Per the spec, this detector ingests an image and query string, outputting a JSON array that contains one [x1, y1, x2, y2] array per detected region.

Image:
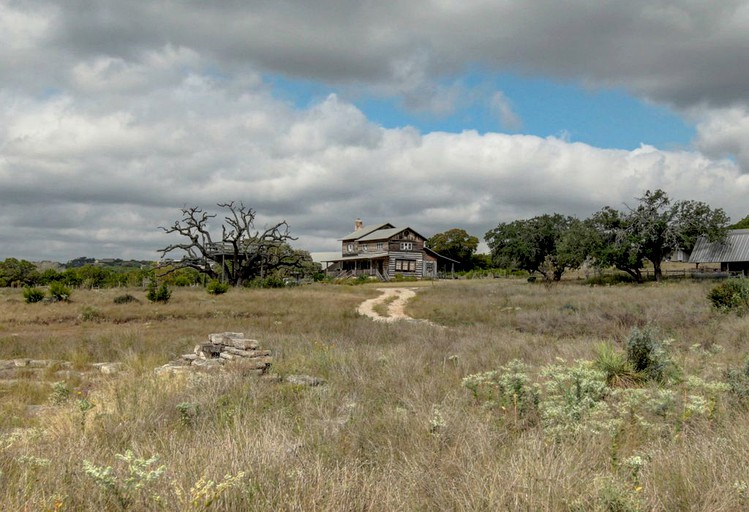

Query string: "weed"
[[429, 406, 447, 435], [172, 471, 246, 510], [462, 359, 539, 428], [49, 382, 71, 405], [176, 402, 200, 427], [83, 450, 166, 510], [539, 360, 613, 437]]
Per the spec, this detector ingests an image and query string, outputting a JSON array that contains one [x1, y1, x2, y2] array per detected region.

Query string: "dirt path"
[[357, 287, 440, 326]]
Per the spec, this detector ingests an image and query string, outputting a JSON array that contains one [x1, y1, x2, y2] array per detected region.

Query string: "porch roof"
[[325, 252, 389, 263]]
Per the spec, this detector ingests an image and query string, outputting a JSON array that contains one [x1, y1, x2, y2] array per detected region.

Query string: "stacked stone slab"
[[0, 359, 122, 381], [155, 332, 272, 375]]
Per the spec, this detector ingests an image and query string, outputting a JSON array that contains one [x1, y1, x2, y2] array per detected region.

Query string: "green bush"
[[146, 281, 171, 303], [246, 276, 285, 288], [625, 327, 675, 383], [22, 286, 45, 303], [593, 342, 642, 387], [585, 273, 637, 286], [725, 356, 749, 403], [206, 280, 229, 295], [708, 279, 749, 314], [48, 281, 72, 302], [79, 306, 102, 322], [113, 294, 139, 304]]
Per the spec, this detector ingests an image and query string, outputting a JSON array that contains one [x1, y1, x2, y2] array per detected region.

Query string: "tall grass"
[[0, 280, 747, 509]]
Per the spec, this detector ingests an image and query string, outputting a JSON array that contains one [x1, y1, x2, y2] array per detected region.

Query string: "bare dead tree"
[[158, 202, 304, 286]]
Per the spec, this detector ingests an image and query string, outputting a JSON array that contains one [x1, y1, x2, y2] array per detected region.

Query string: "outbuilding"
[[689, 229, 749, 276]]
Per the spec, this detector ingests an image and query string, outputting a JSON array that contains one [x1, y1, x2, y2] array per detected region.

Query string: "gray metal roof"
[[357, 227, 403, 241], [358, 226, 430, 242], [339, 223, 394, 241], [689, 229, 749, 263]]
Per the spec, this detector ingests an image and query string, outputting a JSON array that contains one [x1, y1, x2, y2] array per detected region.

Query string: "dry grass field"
[[1, 278, 749, 510]]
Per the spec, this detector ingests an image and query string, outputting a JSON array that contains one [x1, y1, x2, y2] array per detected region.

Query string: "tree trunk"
[[653, 260, 663, 282], [617, 266, 643, 284]]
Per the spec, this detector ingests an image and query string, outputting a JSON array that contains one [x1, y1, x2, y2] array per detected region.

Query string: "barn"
[[689, 229, 749, 276]]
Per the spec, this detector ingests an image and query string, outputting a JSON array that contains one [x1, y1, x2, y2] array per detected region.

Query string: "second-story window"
[[400, 242, 413, 251], [347, 243, 354, 253], [376, 242, 383, 251]]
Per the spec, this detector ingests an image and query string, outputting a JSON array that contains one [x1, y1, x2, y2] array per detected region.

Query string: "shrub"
[[708, 279, 749, 314], [593, 343, 642, 387], [625, 327, 675, 383], [22, 286, 45, 303], [146, 281, 171, 303], [113, 294, 139, 304], [79, 306, 102, 322], [48, 281, 72, 302], [246, 276, 285, 288], [585, 273, 636, 286], [725, 356, 749, 403], [206, 280, 229, 295]]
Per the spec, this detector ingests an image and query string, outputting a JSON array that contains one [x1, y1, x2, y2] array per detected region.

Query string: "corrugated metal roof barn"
[[689, 229, 749, 263]]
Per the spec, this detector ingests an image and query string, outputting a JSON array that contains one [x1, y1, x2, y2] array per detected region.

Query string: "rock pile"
[[155, 332, 272, 375]]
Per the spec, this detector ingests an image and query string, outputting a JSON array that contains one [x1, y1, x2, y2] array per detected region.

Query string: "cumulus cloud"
[[694, 106, 749, 172], [4, 1, 749, 109], [2, 74, 747, 260], [2, 0, 749, 260]]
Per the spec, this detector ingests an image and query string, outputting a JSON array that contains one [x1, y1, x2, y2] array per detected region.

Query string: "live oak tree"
[[427, 228, 479, 271], [485, 214, 585, 281], [158, 202, 309, 287], [586, 190, 729, 282]]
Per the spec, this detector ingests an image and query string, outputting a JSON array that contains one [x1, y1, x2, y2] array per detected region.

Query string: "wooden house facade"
[[325, 219, 457, 280]]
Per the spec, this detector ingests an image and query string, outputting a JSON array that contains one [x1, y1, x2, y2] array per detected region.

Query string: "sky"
[[2, 0, 749, 262]]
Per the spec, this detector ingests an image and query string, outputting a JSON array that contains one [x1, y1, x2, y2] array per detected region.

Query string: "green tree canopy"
[[0, 258, 39, 287], [730, 215, 749, 229], [586, 189, 729, 282], [427, 228, 479, 271], [485, 214, 585, 280]]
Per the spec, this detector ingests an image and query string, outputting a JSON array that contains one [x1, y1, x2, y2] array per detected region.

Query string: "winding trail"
[[357, 287, 440, 326]]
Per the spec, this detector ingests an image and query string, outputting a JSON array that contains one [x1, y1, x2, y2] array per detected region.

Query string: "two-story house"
[[325, 219, 457, 280]]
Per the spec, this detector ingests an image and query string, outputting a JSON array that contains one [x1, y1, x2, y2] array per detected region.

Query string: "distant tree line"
[[485, 189, 731, 283], [0, 259, 156, 288]]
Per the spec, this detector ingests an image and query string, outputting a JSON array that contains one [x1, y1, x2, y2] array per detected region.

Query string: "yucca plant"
[[593, 342, 643, 388]]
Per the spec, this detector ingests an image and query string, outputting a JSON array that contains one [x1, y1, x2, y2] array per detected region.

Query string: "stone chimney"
[[354, 218, 363, 231]]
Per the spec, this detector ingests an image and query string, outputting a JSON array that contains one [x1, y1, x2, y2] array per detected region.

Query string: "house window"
[[362, 244, 368, 252], [347, 243, 354, 253], [400, 242, 413, 251], [395, 259, 416, 272], [376, 242, 383, 251]]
